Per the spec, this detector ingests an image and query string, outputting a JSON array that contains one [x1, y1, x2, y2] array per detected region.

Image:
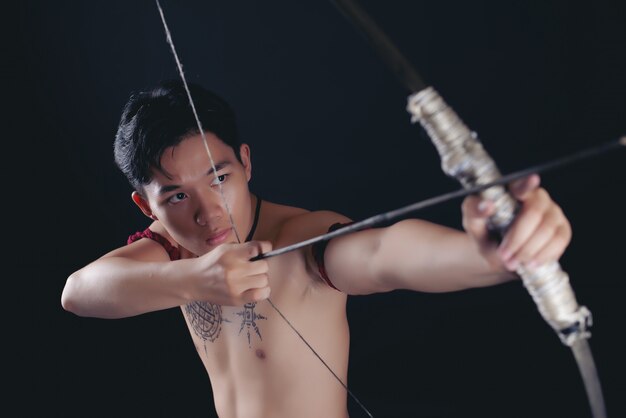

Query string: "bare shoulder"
[[258, 200, 351, 247], [259, 200, 352, 293], [276, 210, 352, 248]]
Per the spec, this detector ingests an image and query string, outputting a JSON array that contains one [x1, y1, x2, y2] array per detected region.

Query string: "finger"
[[505, 220, 556, 269], [512, 205, 569, 263], [258, 240, 272, 254], [239, 259, 270, 277], [227, 271, 269, 296], [526, 225, 571, 268], [244, 273, 270, 290], [241, 284, 271, 303], [462, 195, 494, 242], [508, 174, 541, 201], [498, 200, 547, 263], [230, 271, 270, 293]]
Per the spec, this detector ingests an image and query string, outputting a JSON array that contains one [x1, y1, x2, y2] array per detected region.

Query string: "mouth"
[[205, 228, 232, 246]]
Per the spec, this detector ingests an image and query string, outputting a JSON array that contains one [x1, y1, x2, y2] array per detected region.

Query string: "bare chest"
[[179, 254, 350, 412], [181, 252, 323, 363]]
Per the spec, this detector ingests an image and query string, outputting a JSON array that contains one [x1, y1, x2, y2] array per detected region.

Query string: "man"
[[61, 80, 571, 418]]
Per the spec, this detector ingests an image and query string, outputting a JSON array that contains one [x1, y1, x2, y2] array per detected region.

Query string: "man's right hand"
[[179, 241, 272, 306]]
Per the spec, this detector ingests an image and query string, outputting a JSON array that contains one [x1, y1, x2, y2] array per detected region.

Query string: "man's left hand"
[[462, 174, 572, 271]]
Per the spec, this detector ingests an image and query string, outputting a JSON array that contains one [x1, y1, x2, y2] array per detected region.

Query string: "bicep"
[[323, 227, 389, 295]]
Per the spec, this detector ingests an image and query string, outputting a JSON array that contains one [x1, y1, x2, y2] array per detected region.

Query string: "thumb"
[[462, 194, 494, 244]]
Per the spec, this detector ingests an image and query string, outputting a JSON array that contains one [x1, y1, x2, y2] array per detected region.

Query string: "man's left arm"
[[323, 175, 571, 295]]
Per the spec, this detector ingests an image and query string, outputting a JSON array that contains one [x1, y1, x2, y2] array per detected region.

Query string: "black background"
[[9, 1, 626, 417]]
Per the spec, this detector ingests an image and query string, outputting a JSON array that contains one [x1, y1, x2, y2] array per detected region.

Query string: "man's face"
[[140, 132, 253, 255]]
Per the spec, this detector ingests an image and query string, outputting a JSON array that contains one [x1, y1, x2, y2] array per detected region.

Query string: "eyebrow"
[[157, 162, 231, 196]]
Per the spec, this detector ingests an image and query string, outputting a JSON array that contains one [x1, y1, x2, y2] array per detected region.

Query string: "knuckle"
[[214, 244, 230, 259], [547, 202, 564, 219], [254, 287, 270, 301], [260, 274, 269, 287], [538, 187, 550, 201], [213, 263, 226, 278], [529, 187, 548, 202], [563, 223, 572, 240], [260, 240, 272, 253], [555, 231, 569, 248], [229, 285, 242, 299], [223, 269, 239, 289], [544, 208, 559, 225], [258, 260, 269, 273], [522, 205, 544, 221]]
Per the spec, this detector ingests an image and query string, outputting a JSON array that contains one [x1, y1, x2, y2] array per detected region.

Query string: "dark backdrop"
[[9, 1, 626, 417]]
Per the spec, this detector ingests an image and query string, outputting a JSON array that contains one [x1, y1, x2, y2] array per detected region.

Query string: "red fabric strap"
[[127, 228, 181, 261]]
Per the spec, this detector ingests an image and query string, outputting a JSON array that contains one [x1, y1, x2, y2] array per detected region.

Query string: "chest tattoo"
[[184, 301, 267, 349], [184, 301, 230, 343], [236, 302, 267, 347]]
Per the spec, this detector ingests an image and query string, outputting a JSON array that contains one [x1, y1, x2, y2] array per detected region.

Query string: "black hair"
[[114, 80, 240, 193]]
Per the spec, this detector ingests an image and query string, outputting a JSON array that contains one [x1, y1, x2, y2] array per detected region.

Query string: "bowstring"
[[154, 2, 374, 417], [155, 1, 241, 244]]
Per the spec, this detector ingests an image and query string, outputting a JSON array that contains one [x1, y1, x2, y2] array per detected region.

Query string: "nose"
[[194, 190, 224, 227]]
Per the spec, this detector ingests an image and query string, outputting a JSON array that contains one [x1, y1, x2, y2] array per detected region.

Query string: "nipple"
[[255, 348, 266, 359]]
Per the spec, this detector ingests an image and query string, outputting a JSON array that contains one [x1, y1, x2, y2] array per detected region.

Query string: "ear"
[[239, 143, 252, 182], [132, 191, 158, 220]]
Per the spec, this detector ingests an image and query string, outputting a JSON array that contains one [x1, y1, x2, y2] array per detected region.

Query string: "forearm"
[[61, 257, 189, 319], [375, 219, 516, 292]]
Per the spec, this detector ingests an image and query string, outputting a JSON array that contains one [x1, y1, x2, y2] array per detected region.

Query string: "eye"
[[168, 192, 187, 204], [211, 174, 229, 186]]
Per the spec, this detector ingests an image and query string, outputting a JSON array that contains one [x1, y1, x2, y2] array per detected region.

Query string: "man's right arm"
[[61, 238, 271, 319]]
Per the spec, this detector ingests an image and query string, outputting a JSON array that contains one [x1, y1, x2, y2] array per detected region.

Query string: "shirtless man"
[[61, 80, 571, 418]]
